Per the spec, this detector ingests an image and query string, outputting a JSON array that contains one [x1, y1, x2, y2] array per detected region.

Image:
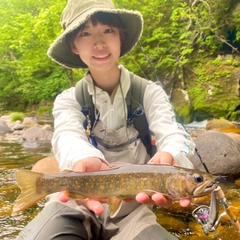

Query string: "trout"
[[12, 164, 216, 215]]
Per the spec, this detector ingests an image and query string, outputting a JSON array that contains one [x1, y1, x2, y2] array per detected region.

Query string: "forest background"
[[0, 0, 240, 123]]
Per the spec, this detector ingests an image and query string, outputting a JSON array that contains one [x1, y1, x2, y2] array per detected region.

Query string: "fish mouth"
[[193, 181, 217, 196]]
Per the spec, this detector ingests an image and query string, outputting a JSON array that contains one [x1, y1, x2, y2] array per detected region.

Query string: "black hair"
[[67, 12, 126, 47]]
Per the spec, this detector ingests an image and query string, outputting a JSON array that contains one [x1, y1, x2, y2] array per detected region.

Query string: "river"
[[0, 119, 240, 239]]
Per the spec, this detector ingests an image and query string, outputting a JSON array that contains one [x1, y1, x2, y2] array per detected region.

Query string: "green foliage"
[[0, 0, 240, 115], [185, 54, 240, 120], [175, 105, 192, 124], [188, 87, 206, 110], [0, 0, 68, 108], [37, 106, 53, 115], [116, 0, 240, 80], [9, 112, 25, 121]]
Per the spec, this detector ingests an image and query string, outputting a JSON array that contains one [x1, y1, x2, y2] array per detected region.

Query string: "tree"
[[0, 0, 76, 109], [0, 0, 240, 115]]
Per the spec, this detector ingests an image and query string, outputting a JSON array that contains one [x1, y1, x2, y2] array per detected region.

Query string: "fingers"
[[59, 191, 105, 215], [59, 191, 70, 202], [149, 151, 176, 165], [76, 199, 104, 215], [151, 193, 172, 208], [136, 192, 191, 209], [136, 192, 152, 204], [73, 158, 109, 172], [136, 192, 172, 208], [179, 198, 191, 207]]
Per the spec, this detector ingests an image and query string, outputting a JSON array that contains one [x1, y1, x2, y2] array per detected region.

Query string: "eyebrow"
[[81, 24, 90, 30]]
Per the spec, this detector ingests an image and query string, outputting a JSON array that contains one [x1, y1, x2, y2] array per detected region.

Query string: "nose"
[[93, 34, 106, 49]]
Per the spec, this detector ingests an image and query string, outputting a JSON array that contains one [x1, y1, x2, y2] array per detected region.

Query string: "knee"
[[17, 203, 88, 240]]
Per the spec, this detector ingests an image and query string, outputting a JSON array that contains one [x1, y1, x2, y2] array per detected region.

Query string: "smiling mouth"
[[93, 54, 110, 59]]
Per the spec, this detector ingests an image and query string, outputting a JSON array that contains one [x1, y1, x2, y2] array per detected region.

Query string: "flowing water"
[[0, 119, 240, 239], [0, 140, 52, 239]]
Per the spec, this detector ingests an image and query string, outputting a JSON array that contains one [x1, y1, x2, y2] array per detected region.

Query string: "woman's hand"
[[59, 157, 109, 215], [136, 151, 191, 208], [148, 151, 178, 166]]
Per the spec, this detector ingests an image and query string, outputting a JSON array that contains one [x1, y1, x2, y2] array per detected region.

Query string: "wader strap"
[[128, 72, 152, 155], [75, 79, 95, 129]]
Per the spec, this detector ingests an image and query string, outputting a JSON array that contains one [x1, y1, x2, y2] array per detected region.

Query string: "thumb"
[[59, 191, 70, 202]]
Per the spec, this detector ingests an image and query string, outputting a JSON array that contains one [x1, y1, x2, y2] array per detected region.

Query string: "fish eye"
[[193, 173, 204, 183]]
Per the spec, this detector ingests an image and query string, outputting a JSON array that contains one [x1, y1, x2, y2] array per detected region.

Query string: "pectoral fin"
[[142, 189, 157, 196], [142, 189, 170, 199], [108, 197, 123, 218]]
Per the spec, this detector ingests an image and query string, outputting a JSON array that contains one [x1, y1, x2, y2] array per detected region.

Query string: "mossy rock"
[[205, 119, 234, 130], [184, 56, 240, 121]]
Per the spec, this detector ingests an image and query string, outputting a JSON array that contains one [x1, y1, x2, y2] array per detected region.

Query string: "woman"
[[16, 0, 195, 239]]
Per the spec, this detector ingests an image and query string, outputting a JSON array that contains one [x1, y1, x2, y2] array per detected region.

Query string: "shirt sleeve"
[[51, 87, 107, 171], [144, 81, 195, 168]]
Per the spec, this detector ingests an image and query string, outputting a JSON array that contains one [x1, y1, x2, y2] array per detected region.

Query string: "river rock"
[[0, 124, 13, 135], [205, 119, 234, 130], [22, 126, 53, 141], [0, 119, 6, 125], [0, 115, 10, 122], [12, 123, 25, 130], [4, 131, 23, 141], [190, 130, 240, 177], [42, 124, 53, 132], [22, 117, 39, 128], [31, 156, 60, 174]]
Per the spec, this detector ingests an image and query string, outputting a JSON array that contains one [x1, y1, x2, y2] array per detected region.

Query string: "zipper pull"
[[85, 115, 91, 137]]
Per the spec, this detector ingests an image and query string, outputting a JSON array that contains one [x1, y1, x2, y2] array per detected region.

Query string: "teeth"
[[94, 54, 109, 59]]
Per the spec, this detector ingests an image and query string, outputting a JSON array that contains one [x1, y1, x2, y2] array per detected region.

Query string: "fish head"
[[166, 169, 216, 199]]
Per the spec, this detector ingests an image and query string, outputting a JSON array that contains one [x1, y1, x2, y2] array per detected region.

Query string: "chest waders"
[[75, 72, 156, 157]]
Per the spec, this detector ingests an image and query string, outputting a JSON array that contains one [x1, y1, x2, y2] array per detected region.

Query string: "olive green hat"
[[47, 0, 143, 69]]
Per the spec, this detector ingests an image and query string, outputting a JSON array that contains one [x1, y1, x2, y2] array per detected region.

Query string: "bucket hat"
[[47, 0, 143, 69]]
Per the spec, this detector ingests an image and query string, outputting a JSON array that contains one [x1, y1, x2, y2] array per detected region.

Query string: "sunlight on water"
[[0, 140, 52, 239]]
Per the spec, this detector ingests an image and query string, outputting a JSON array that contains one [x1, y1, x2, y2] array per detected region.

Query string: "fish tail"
[[12, 170, 47, 213]]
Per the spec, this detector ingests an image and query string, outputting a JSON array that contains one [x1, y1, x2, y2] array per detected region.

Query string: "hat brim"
[[47, 9, 143, 69]]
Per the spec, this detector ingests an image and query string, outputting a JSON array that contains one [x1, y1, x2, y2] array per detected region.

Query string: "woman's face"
[[71, 19, 121, 73]]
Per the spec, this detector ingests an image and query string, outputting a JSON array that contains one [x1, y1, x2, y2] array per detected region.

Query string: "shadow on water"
[[0, 120, 240, 239]]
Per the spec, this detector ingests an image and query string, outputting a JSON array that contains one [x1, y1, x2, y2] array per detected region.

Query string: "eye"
[[193, 173, 204, 183], [104, 28, 114, 34], [79, 31, 90, 37]]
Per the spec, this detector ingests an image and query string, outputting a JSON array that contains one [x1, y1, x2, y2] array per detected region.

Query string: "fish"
[[12, 164, 216, 215]]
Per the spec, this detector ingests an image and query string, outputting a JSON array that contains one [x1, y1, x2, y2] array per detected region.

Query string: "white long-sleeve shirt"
[[52, 65, 195, 171]]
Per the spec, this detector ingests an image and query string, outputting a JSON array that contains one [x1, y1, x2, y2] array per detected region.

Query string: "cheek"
[[73, 45, 89, 59], [117, 37, 122, 48], [72, 38, 89, 55], [113, 38, 121, 55], [70, 43, 79, 55]]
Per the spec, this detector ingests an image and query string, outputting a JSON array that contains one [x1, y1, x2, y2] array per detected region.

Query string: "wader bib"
[[91, 120, 150, 164]]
